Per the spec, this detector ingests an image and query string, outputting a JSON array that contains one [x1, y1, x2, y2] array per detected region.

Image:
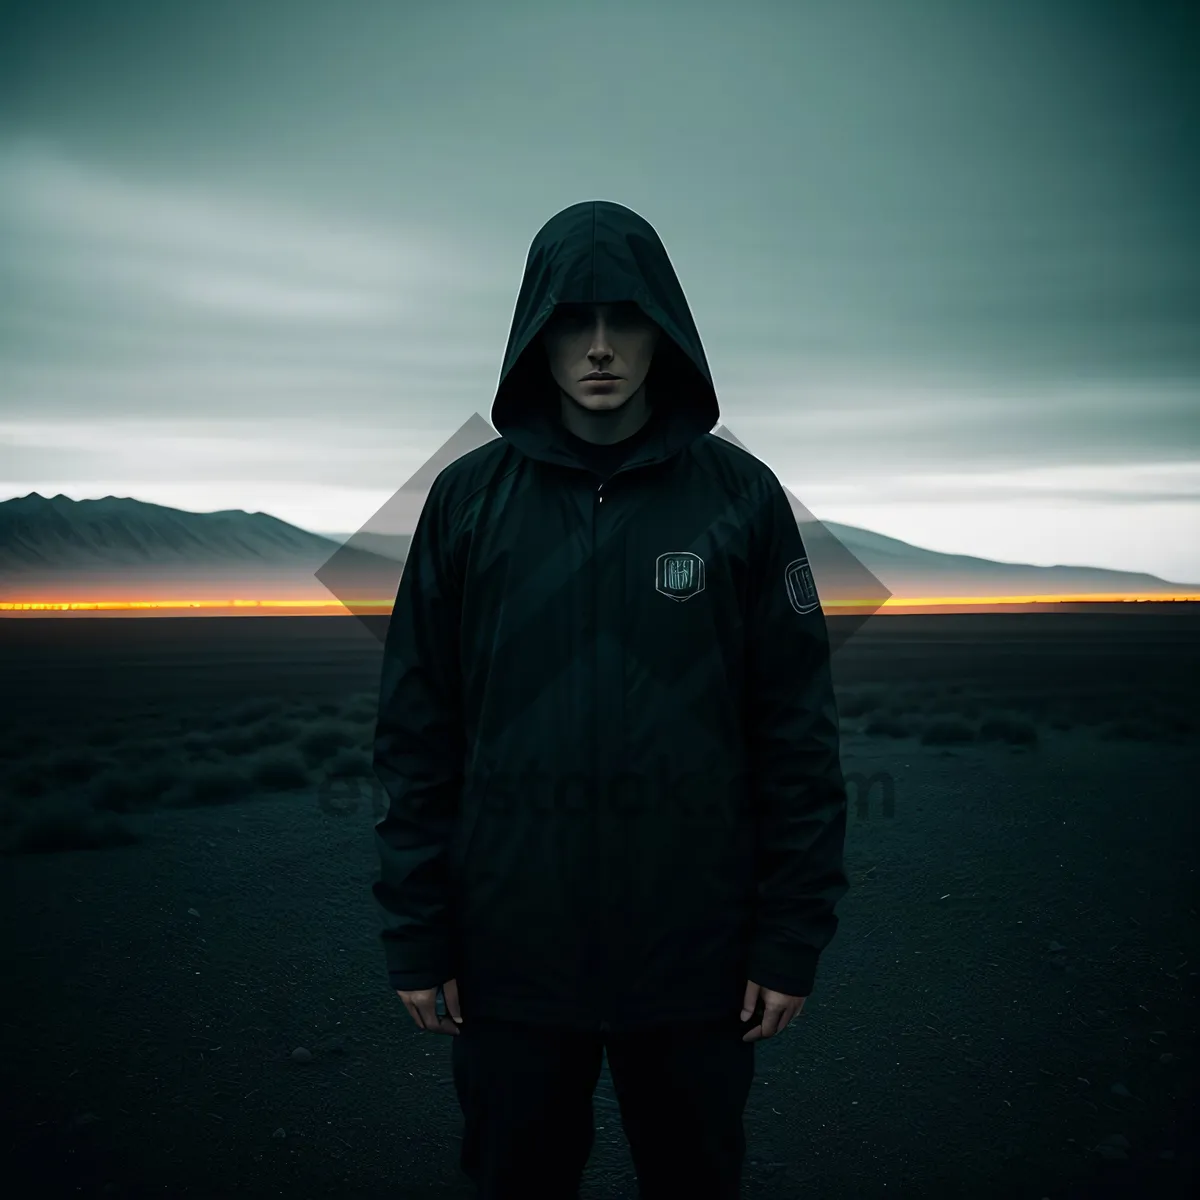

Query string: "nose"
[[588, 320, 614, 355]]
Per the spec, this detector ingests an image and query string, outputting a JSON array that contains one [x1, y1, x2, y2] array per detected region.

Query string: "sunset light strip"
[[0, 599, 392, 612], [2, 592, 1198, 613], [879, 593, 1200, 607]]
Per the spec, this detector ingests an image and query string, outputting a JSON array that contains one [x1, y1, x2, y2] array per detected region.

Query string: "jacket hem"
[[457, 992, 747, 1032]]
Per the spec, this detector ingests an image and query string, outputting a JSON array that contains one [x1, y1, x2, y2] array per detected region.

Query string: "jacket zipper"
[[595, 478, 611, 1033]]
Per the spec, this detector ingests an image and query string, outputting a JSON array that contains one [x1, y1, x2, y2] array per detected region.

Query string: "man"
[[373, 200, 850, 1199]]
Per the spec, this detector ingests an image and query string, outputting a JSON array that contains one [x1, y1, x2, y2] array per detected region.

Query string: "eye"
[[614, 306, 652, 329], [548, 305, 641, 332]]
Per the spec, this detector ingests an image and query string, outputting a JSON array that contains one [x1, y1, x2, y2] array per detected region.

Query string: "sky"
[[2, 0, 1198, 583]]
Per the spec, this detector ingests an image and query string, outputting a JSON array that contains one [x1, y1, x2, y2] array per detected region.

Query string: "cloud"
[[0, 417, 430, 487], [0, 139, 505, 419], [167, 272, 384, 321], [0, 136, 465, 293], [715, 364, 1200, 475], [797, 459, 1200, 507]]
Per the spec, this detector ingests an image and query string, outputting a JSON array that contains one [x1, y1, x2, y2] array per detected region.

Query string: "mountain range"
[[1, 490, 1196, 611]]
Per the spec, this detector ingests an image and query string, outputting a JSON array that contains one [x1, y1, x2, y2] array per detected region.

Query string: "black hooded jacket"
[[373, 200, 849, 1031]]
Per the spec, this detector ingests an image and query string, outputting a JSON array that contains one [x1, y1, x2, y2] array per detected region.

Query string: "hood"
[[490, 200, 720, 474]]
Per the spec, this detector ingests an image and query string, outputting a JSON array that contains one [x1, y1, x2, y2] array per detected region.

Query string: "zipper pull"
[[596, 482, 604, 504]]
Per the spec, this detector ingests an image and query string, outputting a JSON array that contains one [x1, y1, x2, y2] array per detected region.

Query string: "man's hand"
[[741, 979, 806, 1042], [396, 977, 463, 1035]]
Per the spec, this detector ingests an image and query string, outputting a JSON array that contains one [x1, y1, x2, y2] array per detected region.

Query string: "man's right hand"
[[396, 977, 463, 1035]]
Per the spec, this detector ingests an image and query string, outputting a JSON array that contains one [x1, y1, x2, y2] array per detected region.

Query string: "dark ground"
[[0, 611, 1197, 1199]]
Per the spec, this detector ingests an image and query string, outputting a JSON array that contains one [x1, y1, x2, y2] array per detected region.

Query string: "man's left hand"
[[740, 979, 806, 1042]]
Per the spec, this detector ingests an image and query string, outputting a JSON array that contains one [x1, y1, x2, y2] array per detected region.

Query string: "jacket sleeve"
[[372, 469, 466, 993], [743, 471, 850, 998]]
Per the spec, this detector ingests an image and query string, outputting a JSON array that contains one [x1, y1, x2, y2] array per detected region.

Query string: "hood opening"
[[490, 201, 720, 473]]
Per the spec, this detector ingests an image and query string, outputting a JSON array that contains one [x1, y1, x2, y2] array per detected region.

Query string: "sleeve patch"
[[784, 557, 820, 614]]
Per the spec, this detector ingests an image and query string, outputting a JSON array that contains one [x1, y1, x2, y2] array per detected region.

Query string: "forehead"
[[551, 301, 645, 319]]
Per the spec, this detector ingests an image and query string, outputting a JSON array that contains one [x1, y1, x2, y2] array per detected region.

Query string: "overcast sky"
[[2, 0, 1197, 582]]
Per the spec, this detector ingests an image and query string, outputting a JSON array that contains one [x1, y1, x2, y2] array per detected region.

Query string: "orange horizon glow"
[[2, 592, 1198, 615]]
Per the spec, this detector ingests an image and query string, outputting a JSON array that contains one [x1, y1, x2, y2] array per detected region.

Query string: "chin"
[[572, 392, 628, 411]]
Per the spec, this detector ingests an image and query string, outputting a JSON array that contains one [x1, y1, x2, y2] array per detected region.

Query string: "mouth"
[[581, 373, 620, 381]]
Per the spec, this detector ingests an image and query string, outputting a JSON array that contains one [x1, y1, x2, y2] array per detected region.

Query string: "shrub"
[[978, 715, 1039, 746], [250, 751, 311, 791], [920, 719, 975, 746], [88, 762, 179, 813], [44, 748, 113, 787], [342, 691, 377, 722], [864, 715, 914, 739], [1071, 707, 1103, 726], [325, 747, 374, 778], [838, 691, 884, 718], [1098, 717, 1159, 742], [119, 737, 173, 762], [6, 762, 49, 799], [1156, 708, 1194, 737], [210, 717, 300, 756], [298, 722, 362, 766], [165, 762, 254, 808], [0, 793, 138, 855], [85, 724, 124, 747], [222, 697, 284, 726], [3, 747, 113, 797], [0, 727, 46, 757]]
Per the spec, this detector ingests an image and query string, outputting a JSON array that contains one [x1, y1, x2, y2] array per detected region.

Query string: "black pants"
[[450, 1011, 756, 1200]]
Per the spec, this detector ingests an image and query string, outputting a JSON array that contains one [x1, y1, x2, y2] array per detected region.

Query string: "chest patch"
[[784, 556, 820, 613], [655, 551, 706, 602]]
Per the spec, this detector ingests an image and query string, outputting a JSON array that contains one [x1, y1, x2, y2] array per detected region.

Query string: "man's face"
[[542, 301, 661, 412]]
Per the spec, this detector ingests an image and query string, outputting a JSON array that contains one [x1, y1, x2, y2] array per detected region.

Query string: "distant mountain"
[[0, 492, 347, 569], [1, 490, 1195, 609], [0, 492, 400, 605], [815, 521, 1198, 598]]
